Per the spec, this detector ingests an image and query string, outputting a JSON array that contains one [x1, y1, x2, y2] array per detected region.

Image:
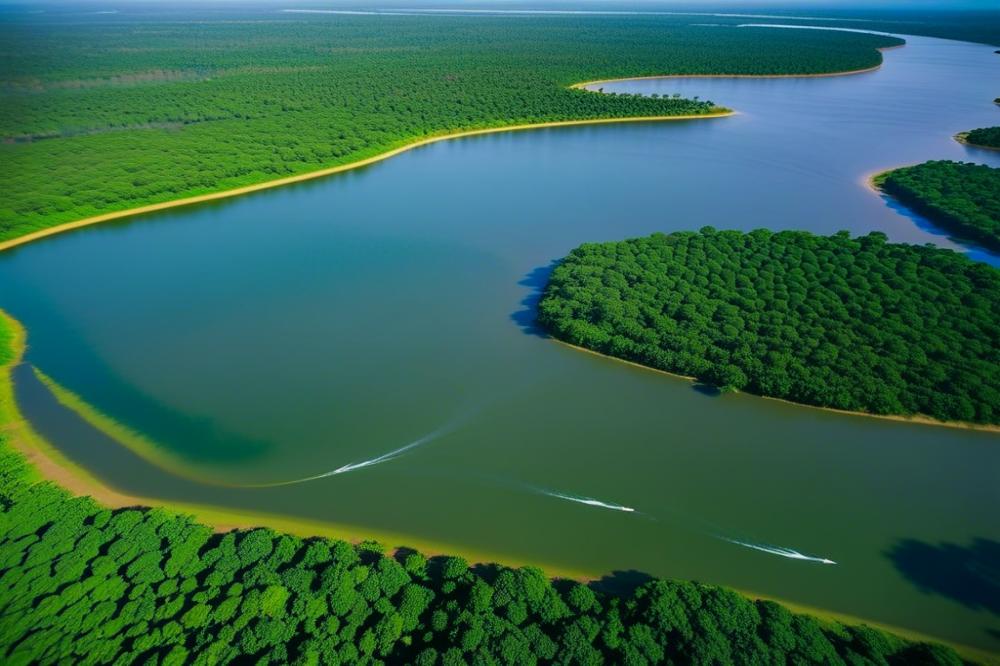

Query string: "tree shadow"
[[588, 569, 655, 598], [878, 193, 999, 265], [509, 261, 558, 337], [885, 537, 1000, 616], [692, 382, 722, 397]]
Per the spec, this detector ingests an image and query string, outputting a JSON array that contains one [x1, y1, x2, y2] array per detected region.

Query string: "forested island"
[[0, 317, 966, 665], [0, 11, 903, 243], [958, 126, 1000, 149], [538, 228, 1000, 425], [874, 161, 1000, 250]]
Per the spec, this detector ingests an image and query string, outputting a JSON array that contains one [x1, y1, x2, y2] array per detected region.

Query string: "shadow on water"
[[878, 193, 1000, 268], [13, 360, 271, 475], [886, 537, 1000, 617], [588, 569, 655, 597], [692, 383, 722, 397], [510, 261, 559, 337]]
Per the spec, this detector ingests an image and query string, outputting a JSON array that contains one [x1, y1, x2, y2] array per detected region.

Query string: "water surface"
[[2, 33, 999, 651]]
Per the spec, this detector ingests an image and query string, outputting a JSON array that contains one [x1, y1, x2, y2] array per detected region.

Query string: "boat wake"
[[718, 536, 836, 565], [243, 418, 466, 488], [539, 488, 637, 513]]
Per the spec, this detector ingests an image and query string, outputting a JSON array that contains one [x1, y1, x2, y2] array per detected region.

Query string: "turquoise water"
[[1, 33, 999, 651]]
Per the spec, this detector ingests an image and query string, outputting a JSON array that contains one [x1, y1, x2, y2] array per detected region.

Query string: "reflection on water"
[[2, 33, 999, 650]]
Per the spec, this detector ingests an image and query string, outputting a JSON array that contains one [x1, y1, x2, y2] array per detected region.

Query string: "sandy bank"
[[0, 112, 731, 253], [570, 48, 894, 90], [955, 131, 1000, 151], [553, 339, 1000, 433]]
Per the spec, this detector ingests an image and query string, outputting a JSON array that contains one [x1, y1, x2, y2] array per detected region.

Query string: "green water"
[[1, 33, 998, 652]]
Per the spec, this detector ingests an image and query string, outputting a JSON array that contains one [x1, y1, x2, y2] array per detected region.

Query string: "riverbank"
[[0, 112, 731, 253], [0, 51, 911, 255], [553, 334, 1000, 433], [569, 46, 897, 90], [1, 309, 993, 662], [956, 131, 1000, 151]]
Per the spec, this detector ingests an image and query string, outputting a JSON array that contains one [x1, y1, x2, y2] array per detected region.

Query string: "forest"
[[0, 10, 903, 242], [538, 228, 1000, 424], [0, 311, 964, 665], [876, 161, 1000, 251], [961, 126, 1000, 149]]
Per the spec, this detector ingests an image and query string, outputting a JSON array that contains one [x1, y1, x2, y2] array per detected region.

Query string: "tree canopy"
[[876, 160, 1000, 251], [0, 10, 901, 242], [538, 228, 1000, 424], [962, 126, 1000, 149]]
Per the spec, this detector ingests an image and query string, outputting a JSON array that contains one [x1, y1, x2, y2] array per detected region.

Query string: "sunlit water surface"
[[2, 32, 999, 651]]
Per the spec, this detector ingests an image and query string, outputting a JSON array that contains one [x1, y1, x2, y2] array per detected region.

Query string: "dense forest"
[[961, 126, 1000, 149], [0, 317, 965, 665], [876, 161, 1000, 251], [0, 9, 902, 242], [538, 229, 1000, 424]]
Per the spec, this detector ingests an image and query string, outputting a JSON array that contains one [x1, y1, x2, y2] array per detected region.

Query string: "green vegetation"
[[0, 313, 966, 664], [538, 228, 1000, 424], [0, 10, 901, 242], [876, 160, 1000, 251], [960, 126, 1000, 149]]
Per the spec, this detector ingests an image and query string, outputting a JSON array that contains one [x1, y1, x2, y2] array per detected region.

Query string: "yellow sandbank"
[[570, 47, 896, 90], [0, 112, 731, 254], [955, 132, 1000, 152], [553, 339, 1000, 433], [0, 46, 902, 254], [0, 309, 993, 663]]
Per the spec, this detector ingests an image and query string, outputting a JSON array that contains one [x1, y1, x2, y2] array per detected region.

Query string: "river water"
[[1, 32, 998, 651]]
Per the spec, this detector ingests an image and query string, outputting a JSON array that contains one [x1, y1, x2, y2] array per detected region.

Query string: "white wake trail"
[[541, 489, 636, 513], [720, 537, 836, 565], [244, 422, 458, 488]]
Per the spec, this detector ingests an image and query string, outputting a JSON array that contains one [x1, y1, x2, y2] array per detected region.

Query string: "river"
[[1, 31, 998, 652]]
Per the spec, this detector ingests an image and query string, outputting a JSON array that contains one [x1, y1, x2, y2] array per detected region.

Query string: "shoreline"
[[0, 49, 901, 255], [552, 339, 1000, 433], [0, 111, 731, 254], [955, 131, 1000, 152], [0, 310, 994, 663], [570, 49, 893, 90]]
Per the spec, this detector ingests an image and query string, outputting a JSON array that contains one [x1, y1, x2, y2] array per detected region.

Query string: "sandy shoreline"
[[1, 50, 904, 255], [0, 310, 994, 662], [955, 132, 1000, 152], [553, 339, 1000, 433], [0, 112, 731, 254], [570, 48, 895, 90]]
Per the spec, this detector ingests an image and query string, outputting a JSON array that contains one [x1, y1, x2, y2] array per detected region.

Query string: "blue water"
[[1, 32, 998, 651]]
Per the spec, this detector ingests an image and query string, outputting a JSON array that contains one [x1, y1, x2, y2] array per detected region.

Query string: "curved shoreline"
[[0, 48, 899, 255], [553, 339, 1000, 433], [1, 311, 994, 662], [0, 112, 731, 254], [955, 131, 1000, 151], [570, 48, 894, 90]]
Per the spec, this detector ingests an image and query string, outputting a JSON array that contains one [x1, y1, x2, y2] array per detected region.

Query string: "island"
[[873, 160, 1000, 251], [538, 228, 1000, 426], [956, 126, 1000, 149]]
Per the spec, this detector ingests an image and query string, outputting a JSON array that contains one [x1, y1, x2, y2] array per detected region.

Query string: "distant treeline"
[[539, 228, 1000, 424], [876, 160, 1000, 251], [0, 13, 901, 242]]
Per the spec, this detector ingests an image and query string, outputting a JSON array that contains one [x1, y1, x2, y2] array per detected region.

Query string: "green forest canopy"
[[962, 126, 1000, 149], [0, 10, 902, 242], [538, 228, 1000, 424], [875, 161, 1000, 251], [0, 313, 965, 665]]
